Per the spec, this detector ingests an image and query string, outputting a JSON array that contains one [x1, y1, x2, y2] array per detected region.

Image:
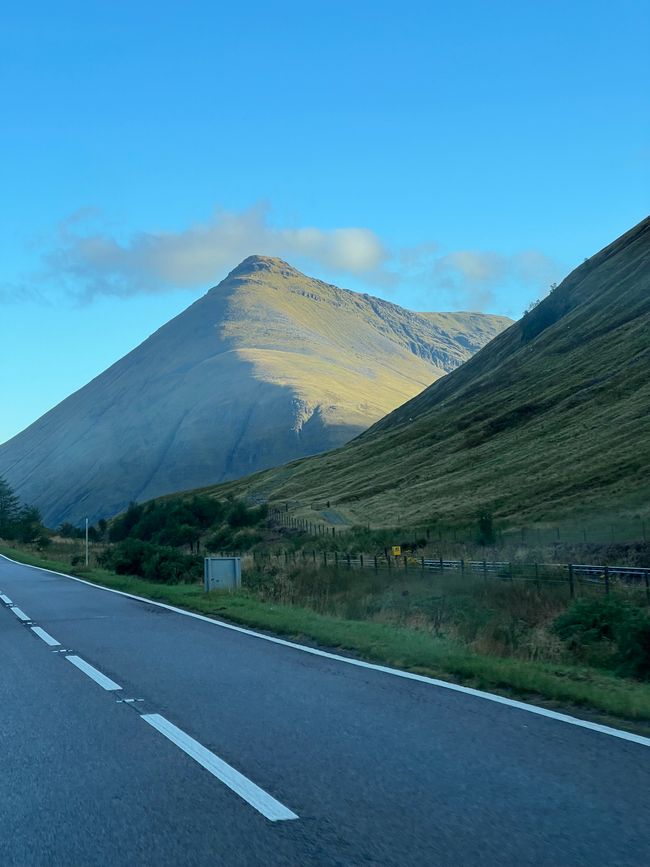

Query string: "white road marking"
[[0, 593, 12, 605], [11, 606, 31, 622], [142, 713, 298, 822], [3, 553, 650, 749], [66, 655, 122, 691], [31, 626, 61, 647]]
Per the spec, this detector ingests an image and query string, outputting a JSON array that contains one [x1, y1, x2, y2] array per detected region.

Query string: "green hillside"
[[0, 256, 508, 526], [205, 217, 650, 528]]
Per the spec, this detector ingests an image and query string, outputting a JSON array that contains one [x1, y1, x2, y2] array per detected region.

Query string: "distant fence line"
[[216, 547, 650, 603], [269, 507, 650, 547]]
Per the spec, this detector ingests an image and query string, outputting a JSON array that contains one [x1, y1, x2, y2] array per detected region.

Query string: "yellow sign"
[[391, 545, 402, 557]]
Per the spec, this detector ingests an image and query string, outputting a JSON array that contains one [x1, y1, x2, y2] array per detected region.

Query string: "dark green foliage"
[[617, 620, 650, 679], [477, 513, 496, 546], [109, 494, 266, 553], [58, 522, 83, 539], [553, 596, 650, 679], [109, 502, 144, 542], [226, 501, 256, 528], [0, 476, 20, 537], [36, 535, 52, 551], [0, 476, 48, 543], [14, 506, 43, 544], [98, 539, 202, 584], [97, 494, 267, 584], [553, 596, 633, 644]]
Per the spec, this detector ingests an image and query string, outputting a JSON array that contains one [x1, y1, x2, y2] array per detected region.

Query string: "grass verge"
[[3, 544, 650, 732]]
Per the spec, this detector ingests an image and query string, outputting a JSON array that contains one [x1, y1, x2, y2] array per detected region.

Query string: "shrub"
[[552, 596, 650, 678], [98, 539, 201, 584], [477, 513, 496, 546], [552, 596, 633, 646], [616, 619, 650, 680]]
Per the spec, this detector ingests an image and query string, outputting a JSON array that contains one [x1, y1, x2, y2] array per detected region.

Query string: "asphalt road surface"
[[1, 554, 649, 866]]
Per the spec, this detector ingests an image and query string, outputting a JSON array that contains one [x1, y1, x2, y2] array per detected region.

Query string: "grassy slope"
[[0, 257, 509, 527], [4, 544, 650, 729], [220, 258, 512, 429], [205, 218, 650, 527]]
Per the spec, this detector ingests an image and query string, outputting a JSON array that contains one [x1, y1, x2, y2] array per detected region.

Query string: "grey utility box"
[[204, 557, 241, 591]]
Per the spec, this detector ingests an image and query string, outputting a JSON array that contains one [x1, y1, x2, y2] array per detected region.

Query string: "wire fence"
[[216, 547, 650, 603], [270, 507, 650, 546]]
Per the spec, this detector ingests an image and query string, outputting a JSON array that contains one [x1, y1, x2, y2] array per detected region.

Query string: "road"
[[1, 554, 649, 866]]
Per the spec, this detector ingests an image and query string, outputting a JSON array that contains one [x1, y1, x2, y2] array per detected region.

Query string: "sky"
[[1, 0, 648, 443]]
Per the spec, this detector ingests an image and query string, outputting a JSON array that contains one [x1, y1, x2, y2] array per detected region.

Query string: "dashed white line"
[[142, 713, 298, 822], [31, 626, 61, 647], [0, 593, 13, 605], [66, 655, 122, 691], [11, 606, 31, 622]]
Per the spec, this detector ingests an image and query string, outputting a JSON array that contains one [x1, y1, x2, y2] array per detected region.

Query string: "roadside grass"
[[3, 543, 650, 730]]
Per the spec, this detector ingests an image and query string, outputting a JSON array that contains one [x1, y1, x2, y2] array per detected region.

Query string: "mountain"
[[206, 218, 650, 527], [0, 256, 510, 526]]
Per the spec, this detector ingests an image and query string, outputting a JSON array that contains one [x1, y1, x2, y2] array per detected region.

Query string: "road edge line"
[[2, 553, 649, 749]]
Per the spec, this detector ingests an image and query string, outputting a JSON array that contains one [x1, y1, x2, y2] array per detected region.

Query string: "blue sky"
[[1, 0, 648, 442]]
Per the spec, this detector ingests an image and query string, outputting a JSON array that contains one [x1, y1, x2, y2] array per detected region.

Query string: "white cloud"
[[42, 205, 389, 299], [16, 202, 564, 313]]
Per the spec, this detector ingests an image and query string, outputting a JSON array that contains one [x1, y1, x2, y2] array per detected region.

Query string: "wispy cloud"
[[430, 249, 560, 310], [40, 205, 389, 300], [10, 203, 564, 312]]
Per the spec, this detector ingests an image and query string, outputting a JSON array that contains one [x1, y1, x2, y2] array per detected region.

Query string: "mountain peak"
[[227, 255, 301, 280]]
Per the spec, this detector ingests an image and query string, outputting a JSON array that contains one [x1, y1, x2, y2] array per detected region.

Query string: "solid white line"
[[31, 626, 61, 647], [66, 655, 122, 691], [142, 713, 298, 822], [0, 593, 12, 605], [11, 606, 31, 622], [2, 553, 650, 749]]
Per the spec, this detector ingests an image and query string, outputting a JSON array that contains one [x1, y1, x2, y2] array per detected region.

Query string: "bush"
[[616, 619, 650, 679], [477, 513, 496, 546], [552, 596, 650, 678], [98, 539, 201, 584], [205, 527, 236, 552], [36, 535, 52, 551], [552, 596, 632, 646]]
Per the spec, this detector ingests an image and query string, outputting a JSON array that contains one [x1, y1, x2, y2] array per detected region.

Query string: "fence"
[[269, 507, 650, 546], [239, 547, 650, 602]]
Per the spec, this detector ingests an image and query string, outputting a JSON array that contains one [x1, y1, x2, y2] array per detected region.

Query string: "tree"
[[15, 506, 43, 544], [58, 522, 81, 539], [477, 513, 496, 546], [0, 476, 20, 538]]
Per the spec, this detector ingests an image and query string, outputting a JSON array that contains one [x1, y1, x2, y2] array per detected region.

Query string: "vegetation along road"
[[1, 553, 649, 866]]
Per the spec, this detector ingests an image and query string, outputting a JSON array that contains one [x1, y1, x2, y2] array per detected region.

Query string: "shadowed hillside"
[[206, 218, 650, 527], [0, 256, 509, 526]]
